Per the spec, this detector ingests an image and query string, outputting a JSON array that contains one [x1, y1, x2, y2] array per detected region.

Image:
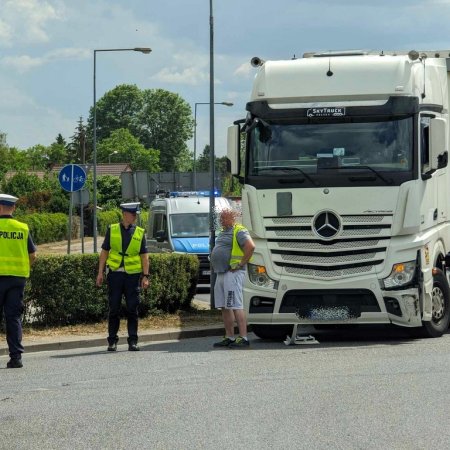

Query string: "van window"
[[152, 213, 167, 238]]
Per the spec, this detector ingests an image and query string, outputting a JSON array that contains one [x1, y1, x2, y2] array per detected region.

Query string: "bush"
[[15, 212, 71, 244], [25, 253, 199, 326], [97, 209, 121, 236]]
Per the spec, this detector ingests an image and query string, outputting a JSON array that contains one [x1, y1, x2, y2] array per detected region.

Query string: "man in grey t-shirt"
[[210, 208, 255, 348]]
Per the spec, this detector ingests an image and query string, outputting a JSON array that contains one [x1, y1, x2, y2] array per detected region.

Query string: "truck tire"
[[251, 324, 294, 341], [419, 269, 450, 338]]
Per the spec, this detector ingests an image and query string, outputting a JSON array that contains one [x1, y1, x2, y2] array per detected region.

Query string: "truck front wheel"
[[251, 325, 294, 341], [419, 269, 450, 338]]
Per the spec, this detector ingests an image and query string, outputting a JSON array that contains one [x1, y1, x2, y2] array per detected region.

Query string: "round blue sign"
[[58, 164, 86, 192]]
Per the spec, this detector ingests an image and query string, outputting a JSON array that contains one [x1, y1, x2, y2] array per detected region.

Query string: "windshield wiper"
[[257, 166, 319, 186], [320, 165, 393, 185]]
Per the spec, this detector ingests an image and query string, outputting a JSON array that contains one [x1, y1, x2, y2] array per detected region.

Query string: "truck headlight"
[[248, 264, 278, 289], [382, 261, 416, 289]]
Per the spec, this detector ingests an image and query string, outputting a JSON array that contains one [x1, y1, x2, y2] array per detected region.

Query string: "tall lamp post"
[[93, 47, 151, 253], [209, 0, 216, 308], [193, 101, 233, 190]]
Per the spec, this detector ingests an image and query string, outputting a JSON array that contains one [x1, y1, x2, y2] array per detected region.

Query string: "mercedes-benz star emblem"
[[313, 211, 341, 239]]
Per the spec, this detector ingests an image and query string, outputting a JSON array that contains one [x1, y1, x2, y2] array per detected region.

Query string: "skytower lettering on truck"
[[227, 50, 450, 340]]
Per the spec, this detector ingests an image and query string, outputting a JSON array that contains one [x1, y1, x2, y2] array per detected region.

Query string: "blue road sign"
[[59, 164, 86, 192]]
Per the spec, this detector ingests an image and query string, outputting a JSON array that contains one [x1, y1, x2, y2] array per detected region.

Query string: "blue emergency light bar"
[[169, 190, 221, 198]]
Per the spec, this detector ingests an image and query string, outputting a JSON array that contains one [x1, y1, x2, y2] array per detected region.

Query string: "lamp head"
[[134, 47, 152, 54]]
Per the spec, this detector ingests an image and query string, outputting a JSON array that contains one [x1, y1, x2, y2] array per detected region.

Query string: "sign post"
[[59, 165, 87, 254]]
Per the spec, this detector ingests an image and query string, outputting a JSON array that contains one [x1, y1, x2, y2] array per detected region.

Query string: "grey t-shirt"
[[210, 226, 250, 273]]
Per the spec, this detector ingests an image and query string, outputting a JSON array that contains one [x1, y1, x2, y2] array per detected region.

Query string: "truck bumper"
[[245, 276, 422, 328]]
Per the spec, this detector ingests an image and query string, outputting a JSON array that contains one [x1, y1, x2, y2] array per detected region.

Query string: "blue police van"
[[147, 192, 230, 284]]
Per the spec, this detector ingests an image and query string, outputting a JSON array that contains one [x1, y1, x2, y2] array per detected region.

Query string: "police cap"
[[0, 193, 19, 206], [120, 202, 141, 214]]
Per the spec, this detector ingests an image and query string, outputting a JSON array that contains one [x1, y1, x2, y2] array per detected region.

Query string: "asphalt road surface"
[[2, 328, 450, 450]]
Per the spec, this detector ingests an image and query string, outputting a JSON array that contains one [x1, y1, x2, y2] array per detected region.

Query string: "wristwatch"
[[142, 274, 150, 278]]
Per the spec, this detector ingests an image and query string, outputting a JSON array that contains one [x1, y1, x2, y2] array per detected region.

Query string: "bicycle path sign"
[[58, 164, 86, 192]]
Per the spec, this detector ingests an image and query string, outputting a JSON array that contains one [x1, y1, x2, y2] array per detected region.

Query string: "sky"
[[1, 0, 450, 158]]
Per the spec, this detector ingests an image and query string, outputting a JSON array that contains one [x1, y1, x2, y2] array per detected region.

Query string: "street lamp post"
[[108, 150, 118, 163], [193, 101, 233, 191], [209, 0, 216, 308], [93, 47, 151, 253]]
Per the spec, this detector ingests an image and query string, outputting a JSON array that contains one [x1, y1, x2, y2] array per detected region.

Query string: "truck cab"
[[147, 192, 230, 284]]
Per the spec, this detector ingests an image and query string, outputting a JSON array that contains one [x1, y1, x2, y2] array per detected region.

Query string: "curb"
[[0, 326, 225, 356]]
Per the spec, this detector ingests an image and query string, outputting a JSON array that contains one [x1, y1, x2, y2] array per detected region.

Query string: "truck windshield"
[[170, 213, 210, 238], [248, 117, 413, 184]]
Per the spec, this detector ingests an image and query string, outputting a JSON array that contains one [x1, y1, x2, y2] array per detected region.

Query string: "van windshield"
[[170, 213, 210, 238]]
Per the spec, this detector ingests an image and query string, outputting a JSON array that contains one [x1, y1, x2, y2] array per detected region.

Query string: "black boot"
[[128, 342, 140, 351], [107, 339, 118, 352], [7, 358, 23, 369]]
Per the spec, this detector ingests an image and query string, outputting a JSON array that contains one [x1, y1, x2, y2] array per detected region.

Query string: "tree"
[[68, 117, 89, 163], [97, 128, 160, 172], [196, 145, 228, 174], [97, 175, 122, 207], [137, 89, 194, 171], [87, 84, 143, 144], [87, 84, 193, 172]]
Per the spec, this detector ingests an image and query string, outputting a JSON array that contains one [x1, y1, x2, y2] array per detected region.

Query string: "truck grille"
[[264, 214, 392, 280]]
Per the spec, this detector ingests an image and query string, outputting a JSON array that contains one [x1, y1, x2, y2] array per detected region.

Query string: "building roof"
[[50, 163, 132, 177]]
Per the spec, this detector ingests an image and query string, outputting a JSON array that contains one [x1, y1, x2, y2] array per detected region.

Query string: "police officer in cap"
[[96, 202, 149, 351], [0, 194, 36, 368]]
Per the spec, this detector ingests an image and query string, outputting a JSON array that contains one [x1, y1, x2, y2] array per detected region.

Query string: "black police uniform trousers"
[[0, 276, 25, 359], [107, 271, 141, 345]]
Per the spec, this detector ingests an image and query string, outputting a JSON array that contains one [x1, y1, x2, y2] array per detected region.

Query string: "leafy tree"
[[87, 84, 193, 172], [97, 175, 122, 207], [196, 145, 228, 174], [97, 128, 159, 172], [2, 172, 43, 197], [137, 88, 194, 171], [87, 84, 143, 143]]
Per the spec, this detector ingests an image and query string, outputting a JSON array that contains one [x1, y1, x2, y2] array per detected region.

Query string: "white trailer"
[[227, 50, 450, 339]]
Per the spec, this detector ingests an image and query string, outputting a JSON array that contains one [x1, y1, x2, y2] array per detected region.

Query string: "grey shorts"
[[214, 270, 245, 310]]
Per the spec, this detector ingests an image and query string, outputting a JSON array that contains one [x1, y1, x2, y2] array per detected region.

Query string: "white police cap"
[[120, 202, 141, 214], [0, 193, 19, 206]]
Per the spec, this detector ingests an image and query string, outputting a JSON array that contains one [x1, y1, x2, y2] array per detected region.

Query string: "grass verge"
[[1, 306, 222, 339]]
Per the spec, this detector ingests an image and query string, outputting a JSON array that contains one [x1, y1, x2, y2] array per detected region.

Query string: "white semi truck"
[[227, 50, 450, 339]]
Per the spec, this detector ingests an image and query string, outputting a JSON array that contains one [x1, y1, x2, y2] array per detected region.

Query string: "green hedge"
[[15, 212, 72, 245], [25, 253, 199, 326]]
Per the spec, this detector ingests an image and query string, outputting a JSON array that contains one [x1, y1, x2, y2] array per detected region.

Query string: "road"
[[2, 328, 450, 449]]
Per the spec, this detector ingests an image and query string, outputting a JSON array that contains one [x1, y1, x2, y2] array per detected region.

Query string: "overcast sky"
[[1, 0, 450, 157]]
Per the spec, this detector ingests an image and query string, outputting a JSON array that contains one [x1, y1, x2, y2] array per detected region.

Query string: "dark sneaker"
[[128, 343, 140, 352], [213, 337, 235, 348], [107, 342, 117, 352], [229, 337, 250, 349], [6, 358, 23, 369]]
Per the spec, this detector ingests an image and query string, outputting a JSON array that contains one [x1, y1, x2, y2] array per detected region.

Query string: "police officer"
[[96, 202, 149, 351], [0, 193, 36, 368]]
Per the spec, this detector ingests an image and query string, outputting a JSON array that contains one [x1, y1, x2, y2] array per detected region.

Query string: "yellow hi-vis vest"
[[106, 223, 145, 274], [0, 218, 30, 278], [229, 224, 252, 267]]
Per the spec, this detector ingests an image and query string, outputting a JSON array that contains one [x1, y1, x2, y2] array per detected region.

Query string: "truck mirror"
[[227, 125, 240, 175], [430, 118, 447, 170], [155, 230, 167, 242]]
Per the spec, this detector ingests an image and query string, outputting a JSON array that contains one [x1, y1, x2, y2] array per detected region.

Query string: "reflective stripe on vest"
[[0, 219, 30, 277], [106, 223, 144, 274], [229, 224, 252, 266]]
